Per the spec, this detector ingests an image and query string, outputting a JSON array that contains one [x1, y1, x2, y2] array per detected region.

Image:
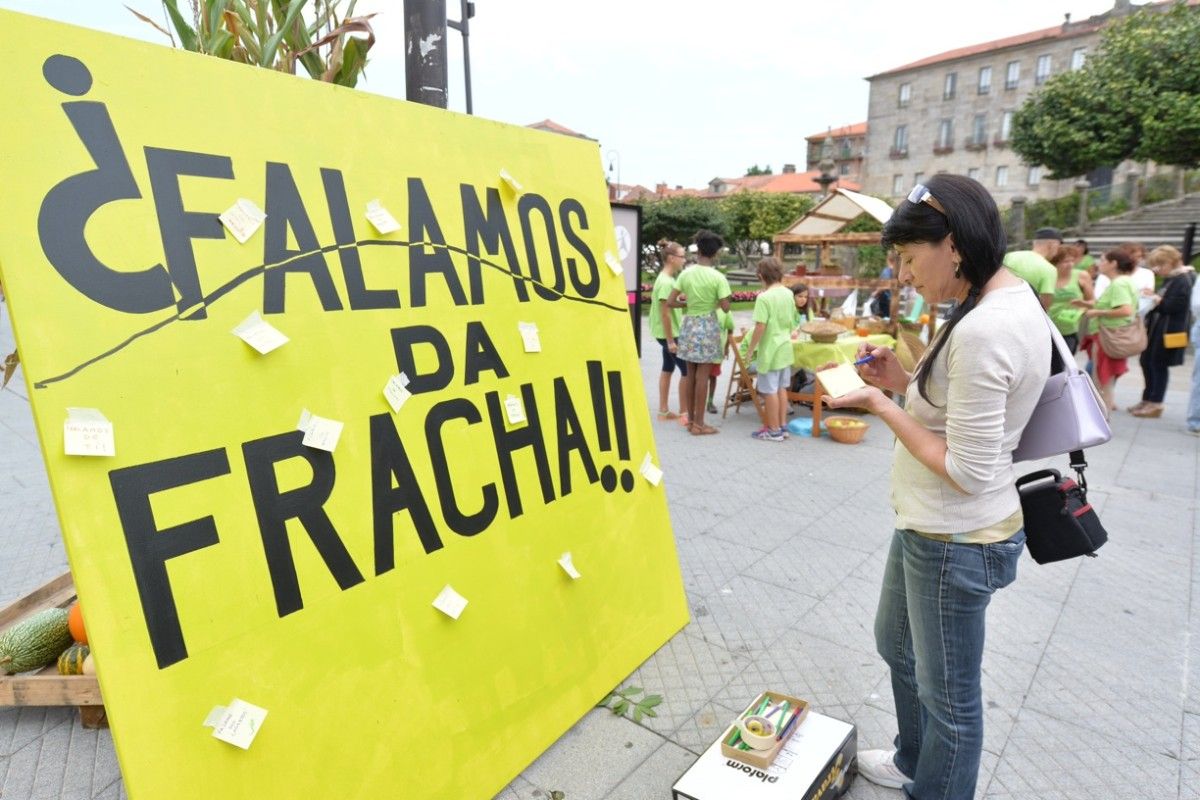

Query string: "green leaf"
[[160, 0, 199, 51], [617, 686, 643, 699], [612, 699, 629, 716], [262, 0, 310, 67], [633, 707, 644, 722], [333, 34, 368, 87]]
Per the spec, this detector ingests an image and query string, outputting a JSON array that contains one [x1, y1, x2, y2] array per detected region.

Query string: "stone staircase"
[[1082, 192, 1200, 255]]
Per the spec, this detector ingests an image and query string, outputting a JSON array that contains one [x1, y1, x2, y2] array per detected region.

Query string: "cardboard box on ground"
[[673, 710, 856, 800]]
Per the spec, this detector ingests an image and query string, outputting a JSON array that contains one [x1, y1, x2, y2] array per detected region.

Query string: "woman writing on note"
[[824, 175, 1049, 799]]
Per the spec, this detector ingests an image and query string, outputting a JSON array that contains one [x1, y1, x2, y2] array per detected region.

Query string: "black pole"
[[447, 0, 475, 114], [1183, 222, 1197, 265], [404, 0, 448, 108]]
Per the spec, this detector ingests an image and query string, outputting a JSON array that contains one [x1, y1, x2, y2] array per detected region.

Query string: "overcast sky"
[[1, 0, 1121, 189]]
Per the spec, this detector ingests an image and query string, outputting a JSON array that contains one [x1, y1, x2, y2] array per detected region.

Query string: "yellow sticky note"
[[816, 363, 867, 398]]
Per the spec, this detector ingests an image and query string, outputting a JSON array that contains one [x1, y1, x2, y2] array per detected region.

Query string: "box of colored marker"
[[719, 690, 809, 768]]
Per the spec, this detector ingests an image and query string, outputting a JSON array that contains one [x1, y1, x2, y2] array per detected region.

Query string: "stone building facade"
[[863, 1, 1153, 205], [805, 123, 868, 185]]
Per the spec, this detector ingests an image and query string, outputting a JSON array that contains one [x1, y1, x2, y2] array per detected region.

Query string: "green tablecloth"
[[792, 334, 896, 371]]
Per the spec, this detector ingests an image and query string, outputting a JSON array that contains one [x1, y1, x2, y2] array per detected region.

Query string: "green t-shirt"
[[1075, 254, 1095, 273], [1003, 251, 1057, 296], [1048, 270, 1084, 336], [716, 308, 734, 351], [674, 264, 731, 316], [750, 285, 796, 372], [649, 271, 681, 340], [1095, 275, 1139, 328]]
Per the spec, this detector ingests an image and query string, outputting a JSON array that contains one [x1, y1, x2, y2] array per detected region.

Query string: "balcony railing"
[[933, 144, 954, 155], [889, 147, 909, 159], [964, 138, 988, 152], [992, 136, 1010, 148]]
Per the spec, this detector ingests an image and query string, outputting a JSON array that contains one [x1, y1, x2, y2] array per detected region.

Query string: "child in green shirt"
[[650, 239, 688, 421], [745, 258, 795, 441]]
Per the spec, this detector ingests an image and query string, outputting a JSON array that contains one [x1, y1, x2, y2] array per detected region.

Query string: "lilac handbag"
[[1013, 315, 1112, 462]]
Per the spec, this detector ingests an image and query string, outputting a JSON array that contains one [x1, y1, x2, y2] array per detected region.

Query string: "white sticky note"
[[604, 251, 624, 275], [499, 168, 524, 193], [816, 362, 868, 399], [365, 199, 402, 234], [210, 698, 268, 750], [504, 393, 526, 425], [383, 373, 412, 413], [64, 408, 115, 457], [433, 584, 468, 620], [297, 409, 344, 452], [219, 198, 266, 244], [558, 552, 581, 580], [231, 310, 289, 354], [639, 453, 663, 486], [518, 321, 541, 353]]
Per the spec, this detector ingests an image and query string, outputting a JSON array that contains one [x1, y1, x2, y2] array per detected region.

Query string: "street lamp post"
[[607, 149, 621, 199]]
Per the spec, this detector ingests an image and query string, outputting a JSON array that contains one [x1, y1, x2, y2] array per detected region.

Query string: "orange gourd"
[[67, 602, 87, 645]]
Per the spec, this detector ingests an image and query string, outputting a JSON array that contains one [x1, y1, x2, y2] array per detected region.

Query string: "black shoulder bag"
[[1016, 450, 1108, 564]]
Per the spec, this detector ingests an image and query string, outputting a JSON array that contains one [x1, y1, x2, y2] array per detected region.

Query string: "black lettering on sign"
[[369, 413, 442, 569], [390, 325, 454, 393], [242, 431, 364, 617], [262, 162, 345, 314], [460, 184, 528, 303], [109, 448, 231, 669], [463, 321, 509, 385], [321, 168, 400, 310], [517, 193, 565, 302], [408, 177, 468, 308], [485, 384, 555, 519], [38, 54, 178, 314], [425, 399, 499, 536], [552, 376, 599, 496], [558, 198, 601, 299]]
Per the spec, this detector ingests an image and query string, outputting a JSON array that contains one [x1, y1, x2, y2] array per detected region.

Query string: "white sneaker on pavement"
[[856, 749, 911, 789]]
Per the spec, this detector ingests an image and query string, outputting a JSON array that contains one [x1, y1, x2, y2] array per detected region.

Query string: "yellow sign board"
[[0, 11, 686, 798]]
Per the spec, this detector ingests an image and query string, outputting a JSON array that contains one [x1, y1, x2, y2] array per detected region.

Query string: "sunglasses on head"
[[907, 183, 947, 216]]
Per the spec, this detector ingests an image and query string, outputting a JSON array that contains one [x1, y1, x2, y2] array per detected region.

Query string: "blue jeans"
[[1187, 321, 1200, 431], [874, 528, 1025, 800]]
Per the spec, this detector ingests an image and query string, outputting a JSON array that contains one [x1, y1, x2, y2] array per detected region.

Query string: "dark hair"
[[757, 257, 784, 284], [1049, 244, 1081, 267], [1104, 249, 1135, 274], [791, 283, 809, 295], [881, 174, 1005, 405], [1074, 238, 1089, 254], [693, 229, 724, 258], [1117, 241, 1145, 260]]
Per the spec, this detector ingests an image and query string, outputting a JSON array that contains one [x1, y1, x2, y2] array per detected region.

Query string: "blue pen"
[[853, 353, 876, 366]]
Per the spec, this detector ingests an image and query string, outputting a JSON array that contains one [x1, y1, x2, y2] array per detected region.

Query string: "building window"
[[936, 118, 954, 150], [839, 163, 850, 176], [1036, 54, 1052, 85], [914, 172, 925, 186], [1028, 165, 1042, 186], [967, 167, 981, 181], [1071, 47, 1087, 70], [893, 174, 904, 195], [996, 166, 1009, 187], [1005, 60, 1020, 90], [943, 72, 957, 100], [972, 113, 987, 145], [999, 110, 1014, 142], [839, 139, 852, 159], [893, 124, 909, 154], [978, 66, 992, 94], [899, 82, 911, 106]]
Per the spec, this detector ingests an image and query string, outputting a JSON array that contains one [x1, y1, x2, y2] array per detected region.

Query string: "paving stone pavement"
[[1, 306, 1198, 799]]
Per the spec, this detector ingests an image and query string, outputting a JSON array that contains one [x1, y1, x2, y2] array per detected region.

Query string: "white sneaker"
[[856, 749, 911, 789]]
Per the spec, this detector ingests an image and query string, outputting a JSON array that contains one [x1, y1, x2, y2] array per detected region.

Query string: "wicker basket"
[[825, 416, 869, 444], [800, 321, 846, 344]]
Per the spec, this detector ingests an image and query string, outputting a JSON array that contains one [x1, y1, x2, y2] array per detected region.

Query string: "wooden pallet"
[[0, 571, 106, 728]]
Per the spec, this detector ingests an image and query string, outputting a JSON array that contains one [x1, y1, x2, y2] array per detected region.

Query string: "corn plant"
[[127, 0, 375, 87]]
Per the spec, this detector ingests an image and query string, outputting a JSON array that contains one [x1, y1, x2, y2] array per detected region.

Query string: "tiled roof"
[[709, 172, 862, 197], [870, 0, 1200, 78], [806, 123, 868, 141], [524, 119, 595, 140]]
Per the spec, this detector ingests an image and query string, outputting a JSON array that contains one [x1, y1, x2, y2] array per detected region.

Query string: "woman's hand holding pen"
[[855, 344, 908, 394]]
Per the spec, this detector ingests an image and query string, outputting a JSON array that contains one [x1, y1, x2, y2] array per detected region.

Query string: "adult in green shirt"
[[668, 229, 731, 435], [1047, 244, 1094, 353], [1074, 249, 1139, 410], [649, 239, 688, 421], [745, 257, 795, 441], [1073, 239, 1095, 272], [1003, 227, 1061, 308]]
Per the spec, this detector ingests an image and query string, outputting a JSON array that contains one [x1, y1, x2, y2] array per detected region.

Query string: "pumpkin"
[[82, 654, 96, 675], [67, 602, 87, 645], [0, 608, 73, 674], [57, 643, 90, 675]]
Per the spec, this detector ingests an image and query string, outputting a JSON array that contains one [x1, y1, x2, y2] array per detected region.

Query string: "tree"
[[720, 191, 813, 268], [639, 196, 728, 269], [129, 0, 376, 88], [744, 164, 773, 176], [1012, 2, 1200, 177]]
